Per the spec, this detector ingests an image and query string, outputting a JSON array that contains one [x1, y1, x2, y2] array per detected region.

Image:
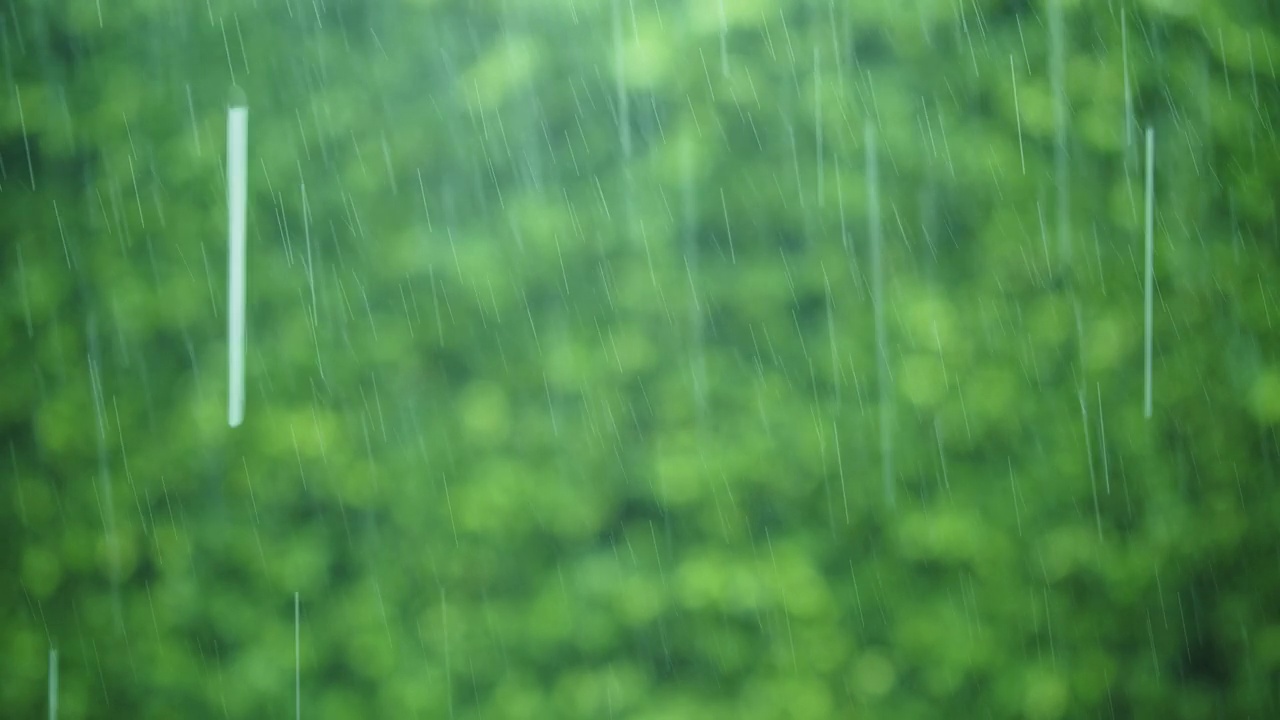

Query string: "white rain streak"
[[295, 592, 301, 720], [1144, 127, 1155, 419], [1080, 388, 1102, 541], [88, 329, 123, 628], [16, 245, 34, 336], [1098, 383, 1110, 494], [682, 148, 709, 426], [612, 0, 631, 161], [228, 103, 249, 428], [1122, 11, 1134, 151], [1011, 55, 1025, 174], [186, 84, 203, 157], [1049, 0, 1070, 262], [718, 0, 728, 74], [48, 648, 57, 720], [298, 181, 322, 389], [866, 121, 892, 507], [15, 85, 35, 190], [302, 182, 320, 333], [721, 188, 736, 264], [815, 47, 824, 203]]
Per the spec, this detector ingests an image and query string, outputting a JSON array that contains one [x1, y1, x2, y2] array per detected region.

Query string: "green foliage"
[[2, 0, 1280, 717]]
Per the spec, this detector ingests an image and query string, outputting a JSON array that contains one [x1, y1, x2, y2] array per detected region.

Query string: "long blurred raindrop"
[[867, 121, 892, 507], [1144, 127, 1155, 419], [228, 90, 249, 428]]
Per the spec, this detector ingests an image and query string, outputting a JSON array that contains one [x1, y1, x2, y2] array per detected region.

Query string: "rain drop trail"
[[612, 0, 631, 160], [302, 185, 326, 379], [934, 417, 950, 493], [720, 188, 735, 263], [1079, 388, 1101, 541], [1049, 0, 1070, 263], [16, 85, 34, 190], [227, 93, 248, 428], [815, 47, 824, 203], [48, 647, 57, 720], [88, 321, 123, 628], [1097, 383, 1110, 493], [1122, 11, 1133, 152], [16, 245, 34, 336], [295, 592, 301, 720], [1011, 55, 1024, 174], [834, 419, 849, 522], [1143, 127, 1155, 419], [53, 202, 73, 269], [718, 0, 728, 74], [681, 149, 708, 425], [1009, 459, 1021, 535], [867, 121, 892, 507], [302, 182, 316, 326], [186, 84, 203, 157]]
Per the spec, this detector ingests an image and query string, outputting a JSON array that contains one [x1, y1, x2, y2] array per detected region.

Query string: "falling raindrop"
[[227, 90, 248, 428], [1144, 127, 1155, 419]]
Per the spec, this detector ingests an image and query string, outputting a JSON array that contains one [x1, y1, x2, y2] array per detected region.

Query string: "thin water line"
[[228, 102, 248, 428], [295, 592, 300, 720], [867, 122, 892, 507], [48, 648, 57, 720], [1143, 127, 1155, 419]]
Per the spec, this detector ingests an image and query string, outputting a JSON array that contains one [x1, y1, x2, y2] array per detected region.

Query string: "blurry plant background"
[[3, 0, 1280, 717]]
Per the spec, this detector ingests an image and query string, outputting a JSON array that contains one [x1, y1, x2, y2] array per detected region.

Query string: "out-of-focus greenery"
[[3, 0, 1279, 717]]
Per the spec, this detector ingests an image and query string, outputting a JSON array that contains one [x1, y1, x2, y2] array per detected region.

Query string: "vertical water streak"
[[87, 316, 123, 628], [295, 592, 301, 720], [48, 648, 57, 720], [682, 148, 707, 425], [1048, 0, 1070, 266], [1144, 128, 1155, 419], [227, 99, 248, 427], [867, 122, 892, 507]]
